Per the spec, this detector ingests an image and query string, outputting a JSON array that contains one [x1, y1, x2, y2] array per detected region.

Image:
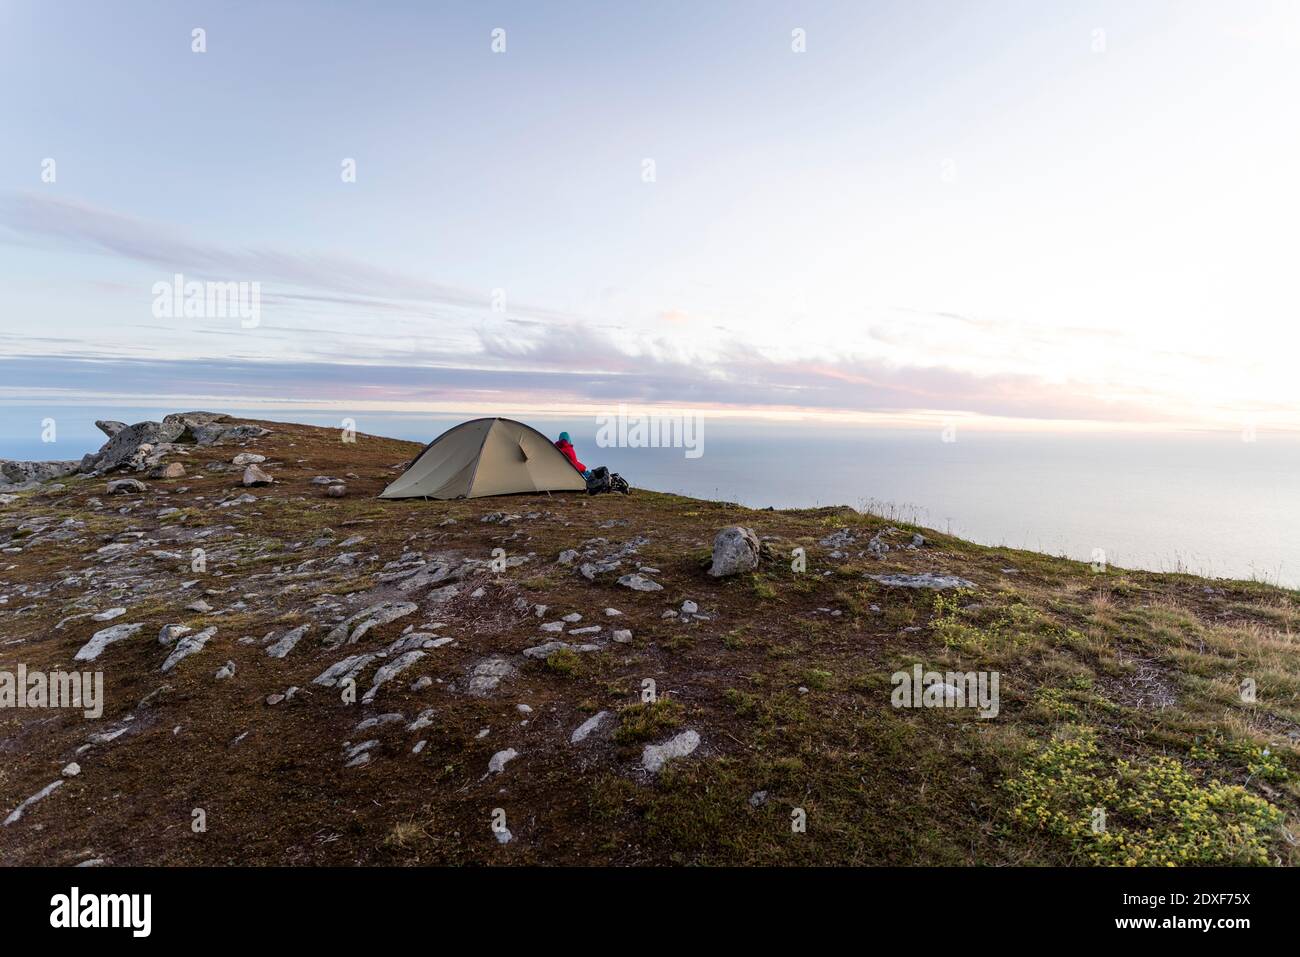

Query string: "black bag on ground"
[[585, 466, 630, 495]]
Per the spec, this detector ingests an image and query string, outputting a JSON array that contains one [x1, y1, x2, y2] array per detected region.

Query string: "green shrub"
[[1007, 726, 1282, 865]]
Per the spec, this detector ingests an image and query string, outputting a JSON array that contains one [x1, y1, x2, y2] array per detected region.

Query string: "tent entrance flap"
[[378, 418, 587, 500]]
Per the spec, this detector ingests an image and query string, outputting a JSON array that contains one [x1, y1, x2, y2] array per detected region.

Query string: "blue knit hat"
[[558, 431, 571, 443]]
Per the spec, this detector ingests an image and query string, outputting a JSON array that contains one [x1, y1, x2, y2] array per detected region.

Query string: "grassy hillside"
[[1, 417, 1296, 865]]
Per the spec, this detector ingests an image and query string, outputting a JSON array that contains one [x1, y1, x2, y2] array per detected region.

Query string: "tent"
[[378, 417, 588, 499]]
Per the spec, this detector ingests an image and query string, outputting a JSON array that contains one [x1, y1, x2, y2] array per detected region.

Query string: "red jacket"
[[555, 439, 585, 473]]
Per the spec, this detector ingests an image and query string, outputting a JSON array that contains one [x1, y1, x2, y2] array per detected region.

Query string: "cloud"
[[0, 191, 1189, 425], [2, 191, 493, 313]]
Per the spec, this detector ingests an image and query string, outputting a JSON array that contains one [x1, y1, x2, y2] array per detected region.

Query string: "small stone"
[[74, 623, 144, 662], [612, 629, 633, 643], [748, 790, 768, 808], [150, 462, 186, 480], [243, 464, 273, 486], [681, 600, 699, 614], [570, 711, 610, 744], [214, 661, 236, 680], [488, 748, 518, 774], [62, 762, 82, 777], [326, 484, 347, 497], [106, 479, 147, 495], [158, 624, 191, 646], [231, 453, 265, 466], [603, 607, 623, 617], [642, 730, 700, 773], [618, 573, 663, 592], [561, 612, 582, 623], [186, 599, 212, 613], [867, 573, 976, 590], [92, 607, 126, 622]]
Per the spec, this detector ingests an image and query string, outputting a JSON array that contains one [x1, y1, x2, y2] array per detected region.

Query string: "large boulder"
[[0, 460, 80, 486], [79, 412, 246, 473], [708, 526, 761, 577], [87, 420, 186, 472]]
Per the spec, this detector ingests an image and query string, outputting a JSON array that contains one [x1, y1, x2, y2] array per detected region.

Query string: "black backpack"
[[586, 466, 630, 496]]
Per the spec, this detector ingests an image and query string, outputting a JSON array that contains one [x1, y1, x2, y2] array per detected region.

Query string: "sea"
[[2, 406, 1297, 588]]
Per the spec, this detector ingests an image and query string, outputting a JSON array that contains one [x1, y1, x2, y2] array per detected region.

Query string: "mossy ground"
[[1, 417, 1297, 865]]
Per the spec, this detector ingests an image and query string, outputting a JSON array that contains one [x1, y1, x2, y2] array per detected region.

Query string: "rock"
[[681, 600, 699, 614], [408, 709, 435, 731], [580, 561, 621, 581], [242, 464, 273, 486], [617, 573, 663, 592], [95, 420, 126, 438], [467, 657, 517, 696], [216, 493, 258, 508], [312, 653, 377, 687], [612, 629, 633, 643], [215, 661, 236, 680], [185, 599, 212, 613], [642, 730, 701, 773], [62, 762, 82, 777], [570, 711, 610, 744], [748, 790, 768, 807], [158, 623, 192, 646], [150, 462, 186, 480], [355, 713, 405, 731], [494, 827, 513, 845], [0, 460, 79, 485], [160, 627, 217, 672], [411, 676, 433, 692], [264, 624, 310, 659], [191, 421, 269, 446], [3, 780, 63, 827], [488, 748, 518, 774], [92, 607, 126, 622], [709, 526, 760, 577], [604, 607, 623, 617], [323, 600, 417, 648], [88, 419, 187, 472], [362, 651, 426, 702], [231, 453, 265, 466], [326, 484, 347, 498], [75, 623, 145, 661], [106, 479, 147, 495], [561, 612, 582, 623], [557, 549, 579, 565], [867, 573, 976, 590], [522, 640, 601, 659], [540, 621, 564, 633], [412, 740, 427, 754], [568, 625, 601, 635]]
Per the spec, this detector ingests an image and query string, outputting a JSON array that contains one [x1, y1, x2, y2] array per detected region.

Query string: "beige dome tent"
[[379, 417, 588, 499]]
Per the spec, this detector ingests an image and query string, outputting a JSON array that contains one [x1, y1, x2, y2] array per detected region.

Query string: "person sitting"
[[554, 431, 588, 477]]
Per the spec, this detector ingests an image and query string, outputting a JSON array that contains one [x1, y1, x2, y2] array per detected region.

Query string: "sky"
[[2, 0, 1298, 434]]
